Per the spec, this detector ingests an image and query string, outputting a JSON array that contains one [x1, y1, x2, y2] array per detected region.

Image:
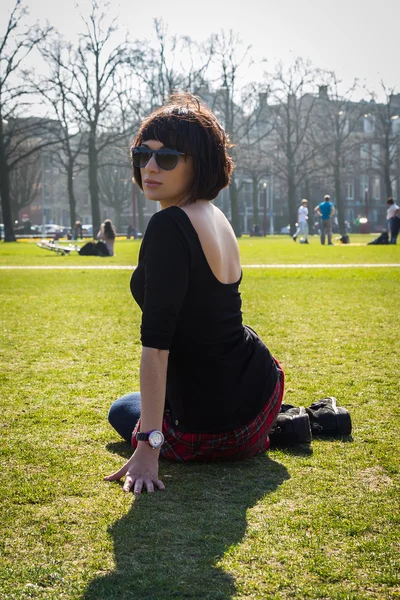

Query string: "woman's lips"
[[144, 180, 161, 188]]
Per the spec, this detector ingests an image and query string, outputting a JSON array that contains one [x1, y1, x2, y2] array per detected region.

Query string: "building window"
[[363, 115, 375, 135], [372, 176, 380, 200], [360, 174, 369, 199], [242, 181, 252, 210], [360, 144, 369, 167], [372, 144, 380, 168], [391, 116, 400, 135], [345, 180, 354, 200]]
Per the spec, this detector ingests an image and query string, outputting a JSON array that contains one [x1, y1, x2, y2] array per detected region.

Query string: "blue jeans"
[[389, 217, 399, 244], [108, 392, 141, 443]]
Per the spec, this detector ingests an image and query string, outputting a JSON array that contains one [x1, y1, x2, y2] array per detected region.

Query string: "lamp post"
[[269, 175, 274, 234], [263, 182, 267, 236], [364, 186, 369, 232], [41, 152, 46, 238]]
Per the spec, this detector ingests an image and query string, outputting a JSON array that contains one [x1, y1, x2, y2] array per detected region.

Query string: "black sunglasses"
[[131, 146, 185, 171]]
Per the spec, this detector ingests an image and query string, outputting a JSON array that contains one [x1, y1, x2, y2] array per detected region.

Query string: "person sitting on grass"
[[104, 93, 285, 494], [97, 219, 116, 256]]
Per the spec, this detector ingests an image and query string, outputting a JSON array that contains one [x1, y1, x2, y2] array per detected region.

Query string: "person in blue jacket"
[[314, 194, 335, 245]]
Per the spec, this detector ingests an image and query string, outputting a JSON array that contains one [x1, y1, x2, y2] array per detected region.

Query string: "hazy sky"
[[2, 0, 399, 100]]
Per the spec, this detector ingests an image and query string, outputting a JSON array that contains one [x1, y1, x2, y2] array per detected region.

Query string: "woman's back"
[[181, 201, 241, 285]]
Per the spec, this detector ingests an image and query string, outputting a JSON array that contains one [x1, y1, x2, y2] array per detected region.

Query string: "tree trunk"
[[303, 178, 311, 204], [114, 200, 121, 232], [334, 164, 345, 235], [67, 164, 77, 228], [383, 146, 392, 199], [0, 128, 16, 242], [88, 133, 101, 234], [251, 174, 259, 227], [229, 180, 241, 237], [288, 165, 297, 235]]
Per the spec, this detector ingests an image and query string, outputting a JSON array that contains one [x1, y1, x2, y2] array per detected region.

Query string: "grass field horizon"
[[1, 233, 400, 267], [1, 237, 399, 599]]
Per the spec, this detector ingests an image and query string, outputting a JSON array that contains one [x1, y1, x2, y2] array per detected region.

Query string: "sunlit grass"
[[1, 232, 399, 266], [0, 238, 399, 599]]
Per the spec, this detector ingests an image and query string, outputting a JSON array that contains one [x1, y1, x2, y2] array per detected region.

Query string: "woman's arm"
[[139, 346, 169, 431], [105, 211, 189, 495], [104, 347, 168, 494]]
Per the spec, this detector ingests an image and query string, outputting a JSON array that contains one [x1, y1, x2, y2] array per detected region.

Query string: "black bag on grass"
[[306, 397, 352, 436], [79, 242, 98, 256], [95, 241, 111, 256], [78, 241, 110, 256], [367, 231, 389, 245], [339, 234, 350, 244]]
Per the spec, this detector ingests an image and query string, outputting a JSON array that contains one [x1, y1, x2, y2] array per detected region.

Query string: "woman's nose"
[[144, 153, 159, 172]]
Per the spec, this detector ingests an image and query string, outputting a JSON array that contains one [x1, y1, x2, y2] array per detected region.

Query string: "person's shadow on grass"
[[83, 444, 289, 600]]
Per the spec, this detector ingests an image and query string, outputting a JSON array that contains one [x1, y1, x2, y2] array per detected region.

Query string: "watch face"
[[148, 430, 164, 448]]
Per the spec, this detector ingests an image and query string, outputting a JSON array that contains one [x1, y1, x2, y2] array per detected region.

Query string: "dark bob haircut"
[[131, 92, 234, 204]]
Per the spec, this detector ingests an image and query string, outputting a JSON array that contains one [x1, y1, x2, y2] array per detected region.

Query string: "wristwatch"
[[136, 429, 165, 449]]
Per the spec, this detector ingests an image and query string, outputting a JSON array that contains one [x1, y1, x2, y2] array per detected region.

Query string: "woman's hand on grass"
[[104, 445, 165, 494]]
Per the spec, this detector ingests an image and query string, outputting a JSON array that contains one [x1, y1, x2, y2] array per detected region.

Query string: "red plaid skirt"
[[132, 360, 284, 462]]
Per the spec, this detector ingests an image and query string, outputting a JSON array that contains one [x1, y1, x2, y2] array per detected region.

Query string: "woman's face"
[[139, 139, 194, 209]]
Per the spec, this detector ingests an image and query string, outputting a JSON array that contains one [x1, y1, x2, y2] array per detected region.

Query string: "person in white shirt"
[[293, 199, 309, 243], [386, 197, 400, 244]]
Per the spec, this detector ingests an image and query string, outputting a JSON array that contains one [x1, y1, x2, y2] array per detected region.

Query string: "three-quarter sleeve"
[[140, 211, 190, 349]]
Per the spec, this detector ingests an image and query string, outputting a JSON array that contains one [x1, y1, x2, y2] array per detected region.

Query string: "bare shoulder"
[[182, 202, 237, 243], [181, 202, 241, 283]]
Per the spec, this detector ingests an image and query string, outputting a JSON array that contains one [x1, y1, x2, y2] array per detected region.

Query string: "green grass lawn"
[[0, 237, 399, 599], [1, 232, 400, 266]]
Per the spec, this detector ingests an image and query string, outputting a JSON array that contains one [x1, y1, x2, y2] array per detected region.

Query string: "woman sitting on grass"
[[105, 93, 284, 494], [97, 219, 116, 256]]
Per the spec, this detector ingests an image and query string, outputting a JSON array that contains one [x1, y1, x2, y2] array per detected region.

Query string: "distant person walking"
[[293, 199, 309, 243], [314, 195, 335, 245], [386, 197, 400, 244], [97, 219, 116, 256]]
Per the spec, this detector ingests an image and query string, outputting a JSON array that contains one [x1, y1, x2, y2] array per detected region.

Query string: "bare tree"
[[371, 83, 400, 200], [0, 0, 52, 241], [130, 19, 213, 112], [310, 74, 365, 234], [98, 157, 132, 232], [34, 39, 88, 228], [208, 31, 272, 235], [235, 89, 274, 230], [59, 0, 140, 234], [265, 59, 319, 234], [8, 151, 41, 220]]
